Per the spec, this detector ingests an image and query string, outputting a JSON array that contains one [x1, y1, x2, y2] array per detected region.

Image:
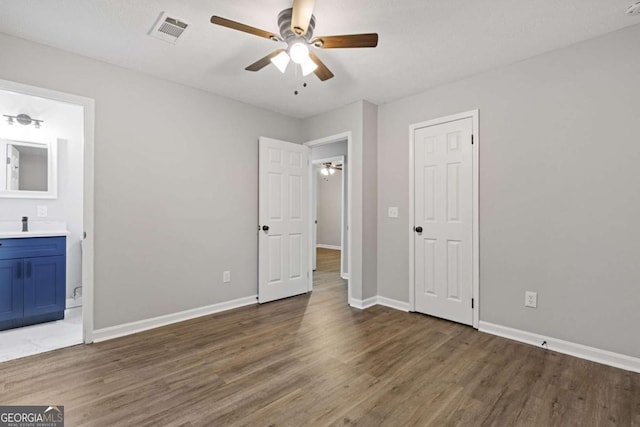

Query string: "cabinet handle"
[[16, 262, 22, 279], [26, 261, 32, 278]]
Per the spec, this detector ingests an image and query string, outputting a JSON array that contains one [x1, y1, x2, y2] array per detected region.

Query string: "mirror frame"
[[0, 138, 58, 199]]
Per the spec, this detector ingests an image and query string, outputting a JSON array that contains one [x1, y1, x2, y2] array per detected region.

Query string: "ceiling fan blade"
[[211, 16, 281, 41], [312, 33, 379, 49], [291, 0, 316, 36], [308, 51, 334, 81], [245, 49, 286, 72]]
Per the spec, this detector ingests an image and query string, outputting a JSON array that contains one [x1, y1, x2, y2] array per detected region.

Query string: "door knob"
[[262, 225, 270, 231], [414, 226, 423, 233]]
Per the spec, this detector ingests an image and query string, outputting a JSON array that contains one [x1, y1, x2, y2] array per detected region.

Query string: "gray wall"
[[316, 169, 342, 247], [302, 102, 370, 301], [0, 33, 303, 329], [310, 141, 347, 160], [377, 24, 640, 358], [362, 101, 378, 300]]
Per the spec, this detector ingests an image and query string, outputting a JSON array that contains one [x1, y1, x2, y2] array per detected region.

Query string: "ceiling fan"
[[210, 0, 379, 81], [319, 161, 342, 175]]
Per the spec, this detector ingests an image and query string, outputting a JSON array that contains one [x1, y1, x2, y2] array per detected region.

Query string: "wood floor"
[[1, 247, 638, 426]]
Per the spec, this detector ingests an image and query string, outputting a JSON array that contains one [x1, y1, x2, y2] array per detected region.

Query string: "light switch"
[[37, 205, 48, 217], [388, 207, 398, 218]]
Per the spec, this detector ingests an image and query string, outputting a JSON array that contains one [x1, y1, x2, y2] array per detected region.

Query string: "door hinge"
[[471, 134, 474, 145], [471, 298, 475, 309]]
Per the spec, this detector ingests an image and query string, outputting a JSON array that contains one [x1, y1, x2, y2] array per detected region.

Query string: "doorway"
[[409, 110, 479, 328], [257, 133, 353, 305], [312, 154, 346, 294], [0, 78, 95, 360], [305, 134, 351, 303], [312, 155, 346, 275]]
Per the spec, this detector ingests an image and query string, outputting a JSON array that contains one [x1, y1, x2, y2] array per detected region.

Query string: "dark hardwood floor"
[[1, 247, 638, 426]]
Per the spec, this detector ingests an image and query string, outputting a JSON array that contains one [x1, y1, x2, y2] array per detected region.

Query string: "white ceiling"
[[0, 0, 637, 118]]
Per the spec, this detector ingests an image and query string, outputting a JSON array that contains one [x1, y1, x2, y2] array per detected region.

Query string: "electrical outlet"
[[223, 271, 231, 283], [36, 205, 48, 217], [388, 207, 398, 218], [525, 291, 537, 308]]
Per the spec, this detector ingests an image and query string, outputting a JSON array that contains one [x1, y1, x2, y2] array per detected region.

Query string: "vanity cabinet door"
[[0, 259, 23, 322], [23, 256, 65, 317]]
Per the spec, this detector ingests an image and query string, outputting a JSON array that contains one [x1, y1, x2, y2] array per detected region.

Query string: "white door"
[[7, 144, 20, 191], [259, 137, 310, 303], [312, 169, 318, 270], [414, 118, 473, 325]]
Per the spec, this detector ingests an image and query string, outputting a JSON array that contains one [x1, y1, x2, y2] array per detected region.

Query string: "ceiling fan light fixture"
[[301, 56, 318, 76], [289, 41, 310, 64], [271, 51, 291, 73], [319, 163, 336, 176]]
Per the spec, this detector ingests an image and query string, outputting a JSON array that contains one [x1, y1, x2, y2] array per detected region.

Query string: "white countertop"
[[0, 221, 70, 239], [0, 230, 70, 239]]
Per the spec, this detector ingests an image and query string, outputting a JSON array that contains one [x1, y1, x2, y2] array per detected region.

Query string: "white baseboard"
[[376, 296, 410, 312], [316, 244, 341, 250], [479, 321, 640, 373], [349, 296, 378, 310], [349, 296, 410, 312], [66, 297, 82, 309], [93, 295, 257, 343]]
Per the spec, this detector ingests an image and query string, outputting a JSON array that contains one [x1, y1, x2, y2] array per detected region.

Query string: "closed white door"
[[414, 118, 473, 325], [259, 137, 310, 303], [7, 145, 20, 190]]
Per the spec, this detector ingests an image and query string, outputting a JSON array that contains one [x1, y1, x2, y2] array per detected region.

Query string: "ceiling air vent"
[[149, 12, 189, 43]]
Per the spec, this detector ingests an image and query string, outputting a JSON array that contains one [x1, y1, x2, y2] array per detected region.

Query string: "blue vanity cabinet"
[[0, 259, 23, 323], [23, 255, 66, 318], [0, 236, 66, 330]]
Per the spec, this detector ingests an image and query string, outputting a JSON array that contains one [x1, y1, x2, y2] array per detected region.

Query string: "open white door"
[[312, 170, 317, 271], [259, 137, 310, 303], [7, 144, 20, 190]]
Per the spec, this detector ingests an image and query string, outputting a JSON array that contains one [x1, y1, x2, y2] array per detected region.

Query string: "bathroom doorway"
[[0, 79, 95, 361]]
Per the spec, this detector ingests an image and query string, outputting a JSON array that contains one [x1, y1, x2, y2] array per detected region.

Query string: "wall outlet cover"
[[388, 207, 399, 218], [36, 205, 48, 217], [525, 291, 537, 308]]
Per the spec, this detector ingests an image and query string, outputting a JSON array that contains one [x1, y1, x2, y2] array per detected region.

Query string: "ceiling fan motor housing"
[[277, 8, 316, 42]]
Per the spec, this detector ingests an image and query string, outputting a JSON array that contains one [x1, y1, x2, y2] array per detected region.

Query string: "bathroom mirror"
[[0, 139, 57, 199]]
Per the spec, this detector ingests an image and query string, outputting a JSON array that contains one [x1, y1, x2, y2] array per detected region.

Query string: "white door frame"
[[311, 155, 346, 276], [409, 110, 479, 328], [0, 78, 96, 342], [304, 132, 352, 302]]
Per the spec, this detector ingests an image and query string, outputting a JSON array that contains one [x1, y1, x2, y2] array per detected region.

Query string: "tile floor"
[[0, 307, 83, 362]]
